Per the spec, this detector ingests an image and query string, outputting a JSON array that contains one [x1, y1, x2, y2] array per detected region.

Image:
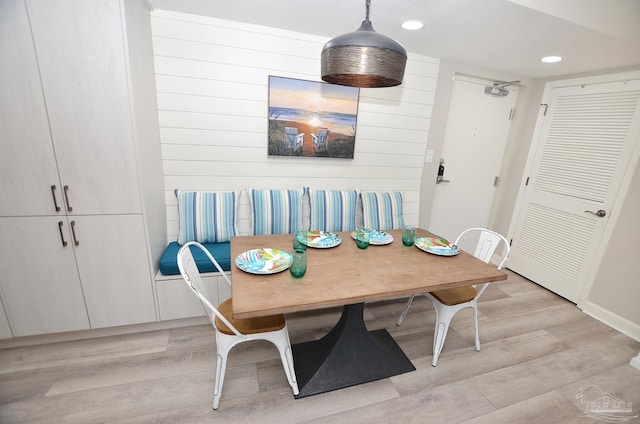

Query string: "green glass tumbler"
[[293, 231, 307, 251], [289, 249, 307, 278], [355, 227, 371, 249], [402, 225, 416, 246]]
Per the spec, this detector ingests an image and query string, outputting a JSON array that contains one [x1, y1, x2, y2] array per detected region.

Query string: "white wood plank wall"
[[150, 10, 439, 241]]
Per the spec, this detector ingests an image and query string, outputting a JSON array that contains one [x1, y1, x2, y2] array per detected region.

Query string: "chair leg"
[[396, 294, 416, 326], [430, 303, 458, 367], [213, 351, 227, 410], [278, 343, 299, 395], [213, 333, 235, 410], [473, 303, 481, 351], [432, 319, 450, 367]]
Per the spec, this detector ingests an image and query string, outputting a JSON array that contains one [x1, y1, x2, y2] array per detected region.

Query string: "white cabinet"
[[156, 273, 232, 321], [0, 217, 90, 336], [0, 0, 62, 217], [26, 0, 143, 216], [72, 215, 156, 328], [0, 0, 162, 337]]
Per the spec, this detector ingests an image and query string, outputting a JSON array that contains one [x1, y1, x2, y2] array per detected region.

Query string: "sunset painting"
[[268, 76, 359, 158]]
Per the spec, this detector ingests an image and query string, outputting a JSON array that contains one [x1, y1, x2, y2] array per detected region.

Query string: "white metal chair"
[[396, 228, 511, 366], [177, 242, 299, 409], [311, 128, 329, 152]]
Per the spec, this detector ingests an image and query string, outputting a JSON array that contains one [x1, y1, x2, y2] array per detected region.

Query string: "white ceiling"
[[150, 0, 640, 79]]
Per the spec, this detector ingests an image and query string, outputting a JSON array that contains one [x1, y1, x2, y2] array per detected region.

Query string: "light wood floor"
[[1, 271, 639, 423]]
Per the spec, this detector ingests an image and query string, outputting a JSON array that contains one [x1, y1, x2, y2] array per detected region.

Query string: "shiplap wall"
[[150, 10, 439, 241]]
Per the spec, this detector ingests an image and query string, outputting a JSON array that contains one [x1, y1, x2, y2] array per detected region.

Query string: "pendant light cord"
[[365, 0, 371, 21]]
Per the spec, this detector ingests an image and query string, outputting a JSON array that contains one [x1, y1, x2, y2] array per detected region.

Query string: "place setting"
[[350, 227, 394, 249], [234, 248, 293, 274], [401, 225, 460, 256], [294, 230, 342, 249]]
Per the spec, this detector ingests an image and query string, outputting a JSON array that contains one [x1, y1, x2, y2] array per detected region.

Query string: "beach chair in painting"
[[284, 127, 304, 152], [312, 128, 329, 153]]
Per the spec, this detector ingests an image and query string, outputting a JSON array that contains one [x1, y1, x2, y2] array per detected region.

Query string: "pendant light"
[[321, 0, 407, 88]]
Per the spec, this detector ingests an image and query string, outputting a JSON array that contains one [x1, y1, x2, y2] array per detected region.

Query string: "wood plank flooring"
[[1, 271, 639, 423]]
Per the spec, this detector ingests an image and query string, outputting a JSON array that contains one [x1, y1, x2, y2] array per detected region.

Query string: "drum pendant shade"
[[321, 1, 407, 88]]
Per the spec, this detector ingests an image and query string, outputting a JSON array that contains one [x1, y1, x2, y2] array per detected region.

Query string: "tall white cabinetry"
[[0, 0, 164, 337]]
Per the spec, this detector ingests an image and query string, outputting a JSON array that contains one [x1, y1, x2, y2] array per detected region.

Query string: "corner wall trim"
[[631, 351, 640, 371], [581, 300, 640, 342]]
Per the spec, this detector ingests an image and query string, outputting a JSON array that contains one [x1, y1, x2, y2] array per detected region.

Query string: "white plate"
[[349, 230, 394, 245], [235, 248, 292, 274], [414, 237, 460, 256], [297, 230, 342, 248]]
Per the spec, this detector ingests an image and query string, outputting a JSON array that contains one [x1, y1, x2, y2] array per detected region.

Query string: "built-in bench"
[[155, 188, 406, 320], [158, 241, 231, 275]]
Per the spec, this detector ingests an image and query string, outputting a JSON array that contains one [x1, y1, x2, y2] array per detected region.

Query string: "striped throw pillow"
[[248, 188, 304, 235], [176, 190, 239, 244], [308, 188, 358, 232], [361, 191, 404, 230]]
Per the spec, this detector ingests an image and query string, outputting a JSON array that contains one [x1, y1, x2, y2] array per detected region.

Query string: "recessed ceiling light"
[[401, 20, 424, 30], [541, 56, 562, 63]]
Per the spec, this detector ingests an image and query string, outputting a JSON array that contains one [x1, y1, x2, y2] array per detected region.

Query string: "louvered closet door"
[[509, 79, 640, 303]]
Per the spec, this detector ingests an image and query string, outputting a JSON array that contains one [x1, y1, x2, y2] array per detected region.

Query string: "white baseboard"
[[580, 300, 640, 342], [631, 352, 640, 371], [0, 316, 208, 349]]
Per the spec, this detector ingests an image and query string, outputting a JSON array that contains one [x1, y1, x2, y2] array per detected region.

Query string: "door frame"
[[428, 74, 519, 243], [507, 70, 640, 307]]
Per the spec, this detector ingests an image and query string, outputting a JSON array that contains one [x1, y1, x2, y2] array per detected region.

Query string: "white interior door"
[[508, 77, 640, 303], [428, 76, 517, 248]]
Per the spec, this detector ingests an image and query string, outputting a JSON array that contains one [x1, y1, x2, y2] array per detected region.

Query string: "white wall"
[[581, 157, 640, 340], [150, 10, 439, 241], [417, 59, 538, 234], [509, 66, 640, 340], [123, 0, 168, 273]]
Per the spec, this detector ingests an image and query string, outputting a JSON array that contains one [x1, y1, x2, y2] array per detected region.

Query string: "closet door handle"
[[63, 185, 73, 212], [584, 209, 606, 218], [58, 221, 68, 247], [51, 185, 61, 212], [70, 220, 80, 246]]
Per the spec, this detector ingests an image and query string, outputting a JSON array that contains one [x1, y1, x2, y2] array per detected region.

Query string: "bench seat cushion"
[[159, 241, 231, 275]]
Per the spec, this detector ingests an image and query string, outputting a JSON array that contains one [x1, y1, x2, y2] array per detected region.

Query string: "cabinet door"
[[25, 0, 142, 215], [0, 0, 63, 217], [72, 215, 156, 328], [0, 217, 90, 336]]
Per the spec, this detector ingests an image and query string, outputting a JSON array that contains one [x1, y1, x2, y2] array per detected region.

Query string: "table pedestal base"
[[292, 302, 415, 398]]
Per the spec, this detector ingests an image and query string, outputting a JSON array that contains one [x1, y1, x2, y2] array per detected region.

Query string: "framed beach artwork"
[[268, 76, 359, 158]]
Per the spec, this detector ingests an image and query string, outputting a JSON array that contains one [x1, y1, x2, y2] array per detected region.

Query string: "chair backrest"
[[454, 227, 511, 269], [177, 241, 241, 336], [285, 127, 297, 146], [454, 228, 510, 298], [317, 128, 329, 141]]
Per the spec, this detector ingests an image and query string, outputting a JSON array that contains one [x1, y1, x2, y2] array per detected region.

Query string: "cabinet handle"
[[63, 185, 73, 212], [58, 221, 68, 247], [50, 185, 61, 212], [70, 220, 80, 246]]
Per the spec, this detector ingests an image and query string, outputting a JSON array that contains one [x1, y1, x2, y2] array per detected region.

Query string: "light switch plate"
[[425, 149, 434, 163]]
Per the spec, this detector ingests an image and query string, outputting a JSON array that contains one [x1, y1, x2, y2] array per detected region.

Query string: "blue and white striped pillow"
[[176, 190, 239, 244], [248, 188, 304, 235], [308, 188, 358, 232], [361, 191, 404, 230]]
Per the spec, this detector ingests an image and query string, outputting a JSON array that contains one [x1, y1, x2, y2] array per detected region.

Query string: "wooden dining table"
[[230, 228, 507, 398]]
